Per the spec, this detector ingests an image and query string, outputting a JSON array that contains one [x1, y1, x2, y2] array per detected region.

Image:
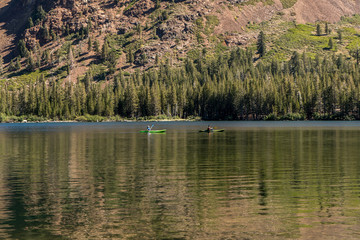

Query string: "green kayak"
[[139, 129, 167, 133], [199, 129, 225, 133]]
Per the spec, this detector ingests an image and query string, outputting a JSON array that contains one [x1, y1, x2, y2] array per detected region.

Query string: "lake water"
[[0, 121, 360, 239]]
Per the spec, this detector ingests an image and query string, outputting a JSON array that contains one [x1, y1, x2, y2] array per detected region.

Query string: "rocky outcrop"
[[156, 14, 195, 41], [123, 0, 155, 17]]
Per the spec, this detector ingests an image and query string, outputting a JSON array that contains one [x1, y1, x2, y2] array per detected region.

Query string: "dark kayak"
[[139, 129, 167, 133], [199, 129, 225, 133]]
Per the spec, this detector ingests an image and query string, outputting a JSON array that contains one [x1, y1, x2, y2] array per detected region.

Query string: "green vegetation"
[[204, 15, 220, 35], [264, 23, 341, 62], [1, 46, 360, 121], [5, 14, 360, 121], [240, 0, 275, 6], [257, 31, 266, 57], [280, 0, 297, 9], [340, 14, 360, 25]]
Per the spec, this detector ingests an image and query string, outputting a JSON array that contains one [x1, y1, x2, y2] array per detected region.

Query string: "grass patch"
[[4, 70, 48, 90], [240, 0, 274, 6], [280, 0, 297, 9], [204, 15, 220, 35], [265, 24, 332, 61]]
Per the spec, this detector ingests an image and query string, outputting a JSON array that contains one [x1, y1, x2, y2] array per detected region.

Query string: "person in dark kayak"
[[207, 125, 213, 132]]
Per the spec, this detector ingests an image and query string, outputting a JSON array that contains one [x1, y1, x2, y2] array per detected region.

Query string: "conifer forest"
[[1, 47, 360, 121]]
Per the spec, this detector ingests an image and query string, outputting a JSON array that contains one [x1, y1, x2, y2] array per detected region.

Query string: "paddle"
[[150, 124, 154, 130]]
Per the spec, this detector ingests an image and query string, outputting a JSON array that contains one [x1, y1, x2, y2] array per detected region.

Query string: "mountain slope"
[[290, 0, 360, 23], [0, 0, 360, 82]]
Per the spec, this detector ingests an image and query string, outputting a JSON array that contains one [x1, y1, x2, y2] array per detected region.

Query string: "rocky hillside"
[[0, 0, 360, 82]]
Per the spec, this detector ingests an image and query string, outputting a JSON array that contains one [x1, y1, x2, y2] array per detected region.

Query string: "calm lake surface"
[[1, 121, 360, 239]]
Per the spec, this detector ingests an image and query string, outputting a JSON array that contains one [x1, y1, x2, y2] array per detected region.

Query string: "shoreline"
[[0, 119, 358, 124], [0, 114, 358, 123]]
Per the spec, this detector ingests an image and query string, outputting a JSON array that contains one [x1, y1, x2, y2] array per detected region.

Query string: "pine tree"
[[351, 47, 360, 64], [257, 31, 266, 58], [88, 37, 92, 51], [42, 49, 51, 66], [35, 5, 46, 24], [84, 71, 93, 92], [65, 25, 70, 36], [150, 82, 161, 115], [15, 57, 21, 71], [325, 22, 329, 35], [8, 60, 16, 72], [155, 54, 160, 66], [104, 86, 114, 116], [27, 52, 36, 72], [87, 17, 92, 30], [128, 48, 134, 64], [68, 47, 74, 70], [107, 51, 117, 74], [316, 24, 321, 36], [95, 87, 104, 115], [18, 40, 29, 58], [93, 40, 100, 54], [87, 90, 95, 115], [124, 81, 138, 118], [328, 38, 333, 50], [140, 52, 148, 66], [135, 23, 142, 40], [27, 17, 34, 29], [101, 41, 110, 61], [337, 30, 343, 43]]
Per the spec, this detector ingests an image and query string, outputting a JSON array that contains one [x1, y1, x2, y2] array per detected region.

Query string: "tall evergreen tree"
[[15, 57, 21, 71], [27, 17, 34, 29], [35, 5, 46, 24], [350, 47, 360, 64], [101, 41, 110, 62], [316, 24, 322, 36], [42, 49, 51, 66], [93, 40, 100, 54], [18, 40, 29, 58], [88, 37, 92, 51], [257, 31, 266, 58], [325, 22, 329, 35], [27, 52, 36, 72], [68, 47, 74, 70], [128, 48, 134, 64], [338, 30, 343, 43], [328, 38, 333, 50]]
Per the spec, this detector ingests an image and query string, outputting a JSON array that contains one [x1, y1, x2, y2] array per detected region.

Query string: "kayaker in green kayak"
[[147, 124, 154, 131], [207, 125, 213, 132]]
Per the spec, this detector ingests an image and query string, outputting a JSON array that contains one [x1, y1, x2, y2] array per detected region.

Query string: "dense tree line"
[[1, 47, 360, 120]]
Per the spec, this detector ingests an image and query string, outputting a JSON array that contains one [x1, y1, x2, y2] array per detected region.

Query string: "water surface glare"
[[0, 121, 360, 239]]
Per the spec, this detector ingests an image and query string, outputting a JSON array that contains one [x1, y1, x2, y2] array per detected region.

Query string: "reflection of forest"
[[0, 127, 360, 239]]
